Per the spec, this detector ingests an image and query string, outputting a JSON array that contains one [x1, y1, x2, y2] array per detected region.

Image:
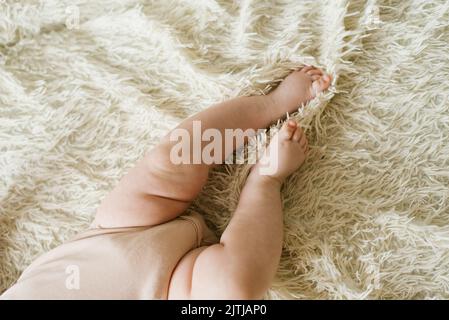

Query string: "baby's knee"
[[144, 143, 209, 201]]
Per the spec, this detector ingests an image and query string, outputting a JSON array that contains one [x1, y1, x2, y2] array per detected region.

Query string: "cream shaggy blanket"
[[1, 0, 449, 299]]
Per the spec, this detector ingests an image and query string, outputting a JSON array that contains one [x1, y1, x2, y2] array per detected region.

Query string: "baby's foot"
[[268, 66, 332, 116], [252, 120, 308, 184]]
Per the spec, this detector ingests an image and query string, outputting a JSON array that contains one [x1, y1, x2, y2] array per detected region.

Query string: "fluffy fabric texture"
[[1, 0, 448, 299]]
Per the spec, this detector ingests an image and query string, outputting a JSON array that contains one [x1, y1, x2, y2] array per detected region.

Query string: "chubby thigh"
[[168, 246, 209, 299]]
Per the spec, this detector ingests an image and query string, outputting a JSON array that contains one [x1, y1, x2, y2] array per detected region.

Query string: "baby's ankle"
[[248, 167, 284, 189], [257, 93, 282, 123]]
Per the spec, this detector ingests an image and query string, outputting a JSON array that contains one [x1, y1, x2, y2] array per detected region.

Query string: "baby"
[[2, 66, 331, 299]]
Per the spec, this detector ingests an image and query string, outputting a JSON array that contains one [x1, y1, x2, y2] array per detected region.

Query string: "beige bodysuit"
[[1, 212, 217, 299]]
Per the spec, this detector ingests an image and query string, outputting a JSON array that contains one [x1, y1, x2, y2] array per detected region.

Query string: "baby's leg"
[[171, 121, 308, 299], [94, 67, 330, 228], [94, 95, 273, 228]]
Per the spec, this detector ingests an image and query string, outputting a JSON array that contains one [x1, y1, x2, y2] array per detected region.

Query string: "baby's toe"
[[312, 74, 332, 95], [301, 66, 314, 73], [280, 120, 297, 140], [306, 69, 323, 77], [292, 125, 303, 142]]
